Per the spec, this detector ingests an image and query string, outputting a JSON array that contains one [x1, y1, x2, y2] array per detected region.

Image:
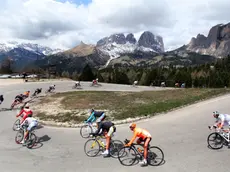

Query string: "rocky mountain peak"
[[187, 22, 230, 58], [138, 31, 164, 53], [96, 33, 127, 46], [126, 33, 136, 44]]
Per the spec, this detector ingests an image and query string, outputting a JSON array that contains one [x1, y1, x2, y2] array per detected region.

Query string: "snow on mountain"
[[96, 31, 164, 66], [0, 41, 63, 55]]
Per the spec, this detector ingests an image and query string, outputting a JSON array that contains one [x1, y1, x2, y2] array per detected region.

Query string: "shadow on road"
[[31, 135, 51, 150], [37, 135, 51, 143], [0, 108, 11, 112]]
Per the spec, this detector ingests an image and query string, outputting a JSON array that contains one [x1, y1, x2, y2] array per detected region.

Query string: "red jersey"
[[16, 108, 33, 123]]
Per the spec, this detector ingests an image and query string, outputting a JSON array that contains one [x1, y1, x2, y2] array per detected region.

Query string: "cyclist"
[[85, 109, 106, 127], [20, 115, 38, 145], [0, 95, 4, 104], [48, 84, 56, 92], [14, 94, 24, 103], [16, 103, 33, 124], [90, 121, 116, 156], [92, 78, 98, 85], [32, 88, 42, 96], [133, 80, 138, 86], [124, 123, 152, 166], [22, 91, 30, 99], [210, 111, 230, 130], [75, 81, 81, 87]]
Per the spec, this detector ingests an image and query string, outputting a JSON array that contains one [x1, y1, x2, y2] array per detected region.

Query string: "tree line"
[[72, 55, 230, 88], [2, 55, 230, 88]]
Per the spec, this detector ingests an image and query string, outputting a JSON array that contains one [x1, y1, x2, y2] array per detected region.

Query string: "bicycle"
[[10, 98, 22, 110], [90, 83, 102, 87], [80, 122, 97, 138], [15, 124, 37, 149], [207, 125, 230, 149], [72, 83, 82, 89], [45, 87, 55, 94], [12, 103, 28, 131], [117, 139, 164, 166], [84, 134, 123, 158], [12, 118, 21, 131]]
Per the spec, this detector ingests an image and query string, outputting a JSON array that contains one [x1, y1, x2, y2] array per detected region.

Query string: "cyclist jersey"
[[218, 114, 230, 123], [94, 111, 104, 117], [16, 108, 33, 123], [24, 92, 30, 96], [15, 95, 23, 101], [86, 111, 105, 123], [23, 117, 38, 124], [129, 127, 151, 144], [0, 95, 3, 102], [94, 121, 115, 135]]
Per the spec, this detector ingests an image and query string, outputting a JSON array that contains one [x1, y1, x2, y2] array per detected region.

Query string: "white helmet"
[[25, 103, 30, 108]]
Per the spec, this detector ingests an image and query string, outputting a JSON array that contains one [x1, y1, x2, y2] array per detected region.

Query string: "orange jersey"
[[24, 92, 30, 96], [129, 127, 151, 145]]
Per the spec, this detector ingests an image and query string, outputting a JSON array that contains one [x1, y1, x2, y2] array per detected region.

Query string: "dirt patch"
[[32, 88, 230, 125]]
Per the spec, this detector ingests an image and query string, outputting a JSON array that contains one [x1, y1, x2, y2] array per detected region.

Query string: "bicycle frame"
[[210, 126, 230, 142], [90, 136, 106, 149], [131, 143, 150, 158], [216, 130, 229, 142], [86, 122, 97, 132]]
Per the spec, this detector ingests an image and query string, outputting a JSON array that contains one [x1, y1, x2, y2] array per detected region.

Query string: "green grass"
[[35, 88, 230, 123]]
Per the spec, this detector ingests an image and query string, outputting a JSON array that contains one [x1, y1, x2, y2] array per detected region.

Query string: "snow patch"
[[0, 41, 64, 55]]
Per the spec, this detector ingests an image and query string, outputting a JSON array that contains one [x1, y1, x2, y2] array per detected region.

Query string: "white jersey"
[[218, 114, 230, 125], [24, 117, 38, 124]]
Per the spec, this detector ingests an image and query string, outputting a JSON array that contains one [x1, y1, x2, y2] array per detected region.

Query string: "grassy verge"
[[33, 88, 230, 124]]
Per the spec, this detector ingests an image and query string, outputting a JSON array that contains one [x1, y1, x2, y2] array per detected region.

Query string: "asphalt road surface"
[[0, 80, 229, 172]]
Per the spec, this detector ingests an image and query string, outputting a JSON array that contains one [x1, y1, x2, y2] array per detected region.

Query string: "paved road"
[[0, 80, 229, 172]]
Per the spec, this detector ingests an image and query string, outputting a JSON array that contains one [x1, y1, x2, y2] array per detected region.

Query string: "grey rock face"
[[187, 22, 230, 57], [138, 31, 164, 53], [97, 33, 126, 46], [126, 33, 136, 44]]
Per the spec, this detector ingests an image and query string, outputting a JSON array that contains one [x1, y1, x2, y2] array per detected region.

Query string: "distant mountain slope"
[[186, 22, 230, 58], [0, 41, 63, 72]]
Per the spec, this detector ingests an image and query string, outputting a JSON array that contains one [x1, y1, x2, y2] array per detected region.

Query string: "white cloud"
[[0, 0, 230, 50]]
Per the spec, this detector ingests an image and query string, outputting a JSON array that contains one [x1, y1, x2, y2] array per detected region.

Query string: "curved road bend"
[[0, 80, 229, 172]]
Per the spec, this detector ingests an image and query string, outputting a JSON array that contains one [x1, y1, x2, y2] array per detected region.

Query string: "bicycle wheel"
[[13, 119, 20, 131], [109, 140, 124, 158], [147, 146, 164, 166], [26, 133, 37, 149], [207, 132, 224, 149], [84, 139, 101, 157], [15, 129, 24, 144], [118, 146, 137, 166], [80, 125, 93, 138]]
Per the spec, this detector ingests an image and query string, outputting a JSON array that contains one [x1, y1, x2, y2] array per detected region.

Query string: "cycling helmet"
[[25, 103, 30, 108], [129, 123, 136, 129], [213, 111, 219, 118]]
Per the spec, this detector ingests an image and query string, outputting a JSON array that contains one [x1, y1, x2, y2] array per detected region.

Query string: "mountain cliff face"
[[96, 31, 164, 60], [187, 23, 230, 58]]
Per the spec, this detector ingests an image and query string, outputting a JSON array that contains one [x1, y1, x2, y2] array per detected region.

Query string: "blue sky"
[[56, 0, 92, 5]]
